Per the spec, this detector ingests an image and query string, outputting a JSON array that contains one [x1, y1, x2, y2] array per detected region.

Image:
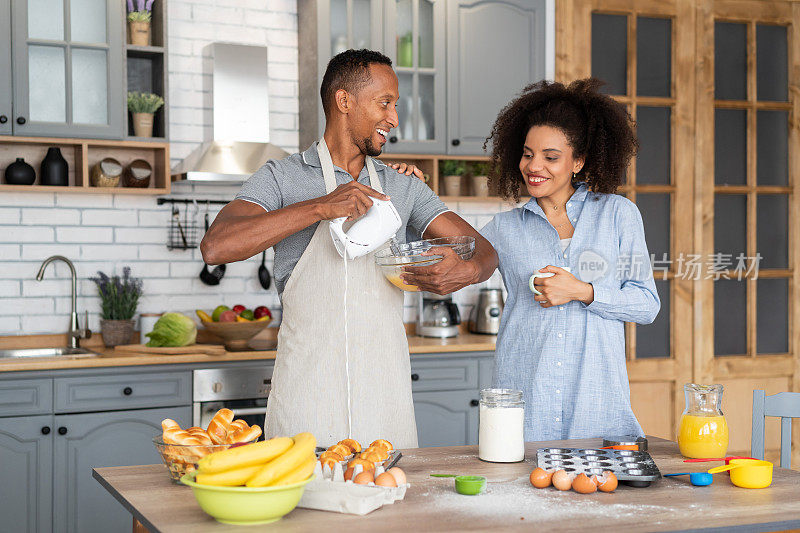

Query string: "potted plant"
[[127, 91, 164, 138], [470, 161, 491, 197], [90, 268, 143, 347], [440, 160, 466, 197], [127, 0, 155, 46]]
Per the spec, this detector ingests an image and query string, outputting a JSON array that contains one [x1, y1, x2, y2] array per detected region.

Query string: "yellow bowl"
[[729, 459, 773, 489], [180, 471, 313, 525], [201, 319, 271, 351]]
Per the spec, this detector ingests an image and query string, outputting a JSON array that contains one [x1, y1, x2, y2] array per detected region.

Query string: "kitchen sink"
[[0, 347, 100, 359]]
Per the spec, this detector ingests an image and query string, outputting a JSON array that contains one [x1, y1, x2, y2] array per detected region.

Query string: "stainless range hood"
[[171, 43, 290, 182]]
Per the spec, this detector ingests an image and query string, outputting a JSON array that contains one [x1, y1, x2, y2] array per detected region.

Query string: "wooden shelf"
[[0, 135, 170, 194]]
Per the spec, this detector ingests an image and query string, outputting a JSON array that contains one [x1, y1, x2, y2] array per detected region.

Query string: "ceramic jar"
[[40, 147, 68, 186], [4, 158, 36, 185], [123, 159, 152, 188]]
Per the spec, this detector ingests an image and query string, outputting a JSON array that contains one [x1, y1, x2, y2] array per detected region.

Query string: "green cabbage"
[[145, 312, 197, 347]]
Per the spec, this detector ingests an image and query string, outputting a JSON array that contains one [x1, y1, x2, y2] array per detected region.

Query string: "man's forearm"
[[201, 200, 322, 265]]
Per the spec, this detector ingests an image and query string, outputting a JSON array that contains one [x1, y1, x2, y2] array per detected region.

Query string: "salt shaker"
[[478, 388, 525, 462]]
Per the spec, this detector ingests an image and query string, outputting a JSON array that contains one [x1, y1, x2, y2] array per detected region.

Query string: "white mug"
[[529, 267, 571, 295]]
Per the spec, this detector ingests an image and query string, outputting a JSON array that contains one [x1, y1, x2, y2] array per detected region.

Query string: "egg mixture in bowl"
[[374, 236, 476, 291]]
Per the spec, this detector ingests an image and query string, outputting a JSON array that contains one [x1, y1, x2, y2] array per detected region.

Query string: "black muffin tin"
[[536, 447, 662, 487]]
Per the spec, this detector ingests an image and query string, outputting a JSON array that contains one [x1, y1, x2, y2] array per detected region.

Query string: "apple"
[[232, 304, 246, 315], [219, 310, 237, 322], [254, 306, 271, 319]]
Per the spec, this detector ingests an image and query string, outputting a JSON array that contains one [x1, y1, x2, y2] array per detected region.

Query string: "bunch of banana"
[[195, 432, 317, 487]]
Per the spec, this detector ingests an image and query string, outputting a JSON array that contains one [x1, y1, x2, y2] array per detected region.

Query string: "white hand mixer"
[[329, 198, 402, 260]]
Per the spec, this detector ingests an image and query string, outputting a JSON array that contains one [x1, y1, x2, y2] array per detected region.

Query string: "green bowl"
[[455, 475, 486, 495], [180, 471, 313, 525]]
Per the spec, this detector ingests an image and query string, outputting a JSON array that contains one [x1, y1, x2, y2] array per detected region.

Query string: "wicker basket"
[[101, 319, 136, 347]]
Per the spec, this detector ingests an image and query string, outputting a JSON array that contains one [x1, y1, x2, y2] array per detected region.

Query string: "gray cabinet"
[[414, 389, 479, 447], [10, 0, 124, 138], [53, 406, 190, 533], [0, 0, 11, 135], [0, 415, 53, 533], [446, 0, 546, 155], [382, 0, 446, 154]]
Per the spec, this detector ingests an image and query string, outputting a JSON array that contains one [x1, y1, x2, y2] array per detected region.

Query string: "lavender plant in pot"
[[90, 268, 143, 347], [127, 91, 164, 138], [127, 0, 155, 46]]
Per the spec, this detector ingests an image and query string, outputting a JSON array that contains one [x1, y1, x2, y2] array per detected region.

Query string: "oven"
[[192, 366, 272, 430]]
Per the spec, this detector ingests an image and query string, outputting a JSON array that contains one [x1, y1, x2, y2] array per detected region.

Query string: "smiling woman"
[[479, 78, 660, 442]]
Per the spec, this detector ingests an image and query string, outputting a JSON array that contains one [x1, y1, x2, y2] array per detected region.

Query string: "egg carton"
[[536, 447, 662, 487], [297, 462, 409, 515], [316, 447, 400, 469]]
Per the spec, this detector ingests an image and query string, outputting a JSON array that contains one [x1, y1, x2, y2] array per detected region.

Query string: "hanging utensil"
[[199, 212, 226, 286], [258, 251, 271, 290], [172, 205, 188, 248]]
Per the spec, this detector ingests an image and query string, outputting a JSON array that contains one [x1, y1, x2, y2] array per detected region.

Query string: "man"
[[201, 50, 497, 448]]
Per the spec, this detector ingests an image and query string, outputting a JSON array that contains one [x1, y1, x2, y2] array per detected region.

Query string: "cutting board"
[[113, 344, 226, 356]]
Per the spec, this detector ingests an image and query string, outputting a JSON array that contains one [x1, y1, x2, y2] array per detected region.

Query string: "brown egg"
[[386, 467, 406, 486], [375, 472, 398, 487], [572, 473, 597, 494], [529, 467, 553, 489], [353, 470, 374, 485], [344, 466, 356, 481], [551, 469, 573, 491], [593, 471, 618, 492]]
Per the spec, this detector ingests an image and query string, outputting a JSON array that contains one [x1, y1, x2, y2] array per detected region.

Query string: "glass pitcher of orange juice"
[[678, 384, 729, 458]]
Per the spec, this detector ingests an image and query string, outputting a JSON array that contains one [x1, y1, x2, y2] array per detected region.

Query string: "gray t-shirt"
[[235, 142, 449, 296]]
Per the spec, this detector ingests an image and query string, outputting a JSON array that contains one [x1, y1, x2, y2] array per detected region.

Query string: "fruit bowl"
[[201, 319, 271, 351], [375, 236, 476, 292], [153, 437, 258, 482], [180, 471, 314, 525]]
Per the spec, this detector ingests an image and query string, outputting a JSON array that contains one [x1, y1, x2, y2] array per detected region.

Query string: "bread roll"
[[206, 408, 234, 444], [226, 424, 262, 444]]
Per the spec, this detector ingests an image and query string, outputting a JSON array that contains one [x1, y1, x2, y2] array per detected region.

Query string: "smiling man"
[[201, 50, 497, 448]]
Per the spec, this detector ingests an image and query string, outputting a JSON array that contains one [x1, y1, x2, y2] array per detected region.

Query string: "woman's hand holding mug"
[[530, 266, 594, 307]]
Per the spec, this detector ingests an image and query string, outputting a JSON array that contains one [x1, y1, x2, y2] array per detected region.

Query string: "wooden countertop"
[[0, 331, 496, 373], [93, 437, 800, 532]]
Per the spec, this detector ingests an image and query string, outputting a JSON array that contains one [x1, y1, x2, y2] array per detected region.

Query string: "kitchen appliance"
[[470, 288, 504, 335], [171, 43, 289, 182], [193, 365, 272, 429], [329, 198, 401, 259], [417, 292, 461, 338]]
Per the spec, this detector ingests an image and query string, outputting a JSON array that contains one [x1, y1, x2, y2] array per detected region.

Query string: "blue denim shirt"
[[481, 184, 660, 441]]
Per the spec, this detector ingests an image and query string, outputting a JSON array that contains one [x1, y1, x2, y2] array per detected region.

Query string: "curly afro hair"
[[484, 78, 638, 201], [320, 49, 392, 118]]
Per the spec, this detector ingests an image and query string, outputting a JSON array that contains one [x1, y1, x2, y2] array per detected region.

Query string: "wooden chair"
[[752, 390, 800, 468]]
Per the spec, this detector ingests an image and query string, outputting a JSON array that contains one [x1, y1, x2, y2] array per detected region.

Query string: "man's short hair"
[[320, 49, 392, 117]]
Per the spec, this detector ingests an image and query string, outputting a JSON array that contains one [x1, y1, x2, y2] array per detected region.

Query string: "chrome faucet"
[[36, 255, 91, 349]]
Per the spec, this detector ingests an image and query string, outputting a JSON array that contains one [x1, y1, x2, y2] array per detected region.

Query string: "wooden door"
[[558, 0, 800, 464]]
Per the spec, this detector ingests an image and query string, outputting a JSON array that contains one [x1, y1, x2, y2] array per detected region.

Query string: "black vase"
[[4, 157, 36, 185], [40, 147, 68, 186]]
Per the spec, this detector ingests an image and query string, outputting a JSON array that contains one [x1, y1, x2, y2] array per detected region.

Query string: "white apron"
[[265, 138, 419, 449]]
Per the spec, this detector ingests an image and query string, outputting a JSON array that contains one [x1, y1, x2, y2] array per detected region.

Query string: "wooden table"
[[93, 437, 800, 532]]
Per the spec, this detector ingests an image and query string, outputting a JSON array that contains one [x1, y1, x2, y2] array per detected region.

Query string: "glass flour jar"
[[478, 388, 525, 462]]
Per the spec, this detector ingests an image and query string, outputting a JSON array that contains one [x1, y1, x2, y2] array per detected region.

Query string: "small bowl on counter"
[[375, 236, 476, 292], [153, 437, 256, 482], [200, 319, 271, 351]]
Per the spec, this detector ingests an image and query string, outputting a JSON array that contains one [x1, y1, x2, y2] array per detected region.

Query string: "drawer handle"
[[411, 373, 419, 381], [470, 399, 479, 407], [16, 116, 26, 125], [41, 426, 51, 435], [451, 139, 460, 146], [123, 387, 133, 396], [58, 426, 68, 435], [0, 115, 7, 124]]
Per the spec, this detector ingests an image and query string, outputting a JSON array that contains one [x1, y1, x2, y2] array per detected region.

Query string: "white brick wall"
[[0, 0, 512, 336]]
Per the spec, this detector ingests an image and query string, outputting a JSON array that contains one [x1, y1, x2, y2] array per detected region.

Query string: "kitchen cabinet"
[[0, 0, 11, 135], [53, 407, 191, 533], [300, 0, 546, 156], [413, 389, 479, 447], [9, 0, 124, 138], [0, 369, 192, 533], [446, 0, 546, 155], [0, 415, 53, 533], [382, 0, 446, 154]]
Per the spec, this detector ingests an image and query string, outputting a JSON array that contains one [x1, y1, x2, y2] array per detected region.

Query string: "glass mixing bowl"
[[375, 236, 476, 291]]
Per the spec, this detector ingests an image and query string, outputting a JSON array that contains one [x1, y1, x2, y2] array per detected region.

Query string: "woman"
[[480, 79, 660, 441]]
